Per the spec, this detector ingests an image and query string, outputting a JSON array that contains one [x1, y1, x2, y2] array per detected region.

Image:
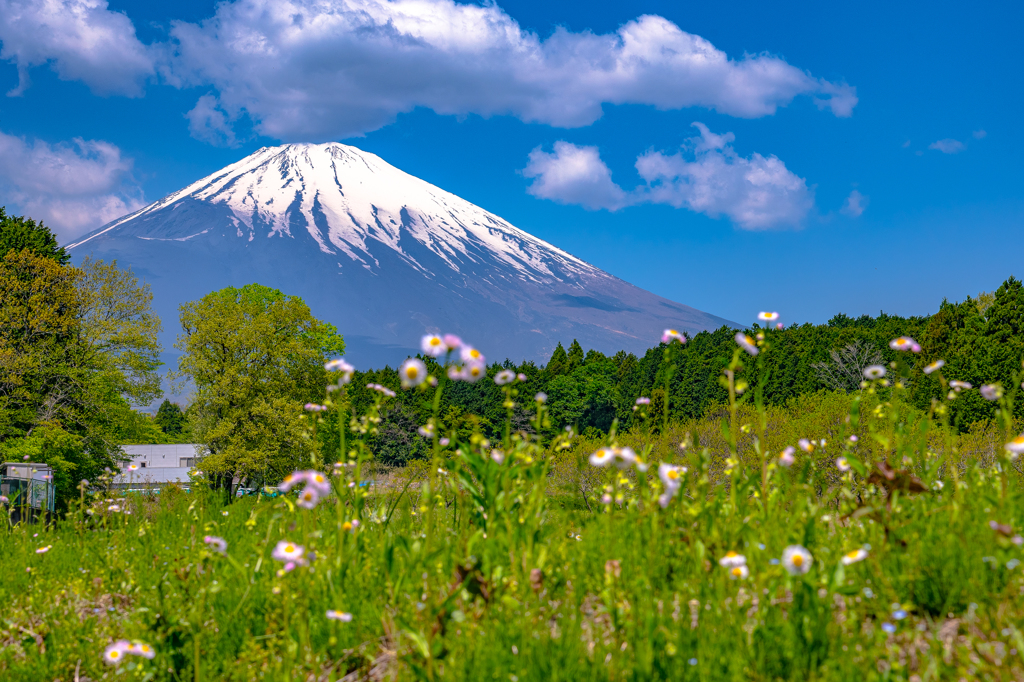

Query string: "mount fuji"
[[68, 143, 735, 369]]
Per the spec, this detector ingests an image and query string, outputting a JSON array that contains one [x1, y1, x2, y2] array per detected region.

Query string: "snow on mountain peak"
[[72, 142, 595, 283]]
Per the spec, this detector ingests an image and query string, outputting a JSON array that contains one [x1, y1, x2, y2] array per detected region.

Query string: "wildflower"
[[271, 541, 305, 562], [303, 471, 331, 496], [399, 358, 428, 388], [836, 457, 851, 472], [923, 359, 945, 374], [719, 551, 746, 568], [949, 380, 972, 391], [981, 384, 1003, 401], [124, 642, 156, 659], [517, 373, 527, 382], [108, 505, 121, 512], [841, 548, 868, 565], [495, 369, 516, 385], [420, 334, 447, 357], [892, 609, 907, 620], [735, 332, 759, 356], [296, 488, 321, 510], [104, 640, 131, 664], [889, 336, 919, 352], [418, 424, 435, 438], [0, 495, 7, 504], [278, 471, 308, 493], [325, 358, 354, 373], [729, 565, 749, 580], [779, 446, 796, 466], [443, 334, 462, 350], [534, 392, 547, 403], [614, 447, 638, 470], [589, 447, 615, 467], [863, 365, 886, 380], [35, 545, 52, 554], [447, 365, 463, 380], [440, 437, 450, 446], [304, 403, 327, 412], [798, 438, 814, 453], [757, 311, 780, 322], [461, 346, 485, 364], [128, 464, 140, 471], [635, 396, 651, 405], [1005, 435, 1024, 455], [662, 329, 686, 344], [203, 536, 227, 553], [781, 545, 813, 575], [658, 463, 686, 493], [326, 610, 353, 622], [463, 361, 486, 382], [881, 622, 896, 634], [849, 435, 859, 443], [491, 449, 505, 464]]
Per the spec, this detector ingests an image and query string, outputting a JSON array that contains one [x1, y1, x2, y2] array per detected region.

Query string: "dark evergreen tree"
[[545, 342, 567, 377], [0, 207, 69, 264], [566, 339, 585, 372], [154, 399, 186, 435]]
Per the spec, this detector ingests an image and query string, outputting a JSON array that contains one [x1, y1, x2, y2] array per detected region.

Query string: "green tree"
[[566, 339, 585, 372], [0, 207, 69, 264], [545, 342, 567, 377], [155, 399, 186, 436], [173, 284, 345, 490]]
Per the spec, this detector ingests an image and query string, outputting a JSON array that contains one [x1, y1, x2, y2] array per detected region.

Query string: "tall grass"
[[3, 333, 1024, 681]]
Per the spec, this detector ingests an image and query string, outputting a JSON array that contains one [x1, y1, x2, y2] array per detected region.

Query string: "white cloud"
[[186, 94, 238, 147], [841, 189, 867, 217], [0, 0, 154, 96], [0, 131, 144, 239], [524, 123, 814, 230], [523, 142, 629, 210], [973, 129, 987, 139], [929, 138, 965, 154], [163, 0, 857, 141]]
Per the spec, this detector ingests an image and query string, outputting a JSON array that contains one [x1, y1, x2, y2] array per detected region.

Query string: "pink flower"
[[443, 334, 463, 350], [203, 536, 227, 553], [889, 337, 919, 352], [779, 446, 795, 467], [296, 487, 321, 510], [103, 640, 131, 665], [271, 541, 305, 562]]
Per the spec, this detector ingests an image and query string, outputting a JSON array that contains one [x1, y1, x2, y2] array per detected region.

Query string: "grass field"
[[4, 339, 1024, 681]]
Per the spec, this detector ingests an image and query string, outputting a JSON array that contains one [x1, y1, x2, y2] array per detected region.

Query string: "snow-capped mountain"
[[69, 142, 735, 368]]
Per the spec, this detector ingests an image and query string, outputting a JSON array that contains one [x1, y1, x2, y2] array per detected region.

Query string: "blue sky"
[[0, 0, 1021, 327]]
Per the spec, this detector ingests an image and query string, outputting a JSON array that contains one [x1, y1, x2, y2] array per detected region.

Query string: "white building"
[[113, 444, 204, 489]]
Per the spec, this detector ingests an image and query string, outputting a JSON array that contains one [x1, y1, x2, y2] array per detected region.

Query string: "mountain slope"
[[69, 143, 736, 368]]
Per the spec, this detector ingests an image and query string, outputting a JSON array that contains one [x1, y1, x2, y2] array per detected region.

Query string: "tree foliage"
[[173, 284, 344, 488], [0, 206, 69, 265]]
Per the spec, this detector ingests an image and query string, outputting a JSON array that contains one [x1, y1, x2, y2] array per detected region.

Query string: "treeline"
[[344, 277, 1023, 465], [0, 208, 165, 505]]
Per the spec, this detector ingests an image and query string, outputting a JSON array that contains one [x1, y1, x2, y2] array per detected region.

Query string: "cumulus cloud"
[[523, 142, 629, 210], [0, 0, 154, 96], [524, 123, 814, 230], [186, 94, 238, 147], [840, 189, 867, 217], [162, 0, 856, 141], [0, 131, 144, 239], [929, 138, 965, 154]]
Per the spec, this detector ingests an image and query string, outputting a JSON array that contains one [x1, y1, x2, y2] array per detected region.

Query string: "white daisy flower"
[[494, 369, 517, 385], [103, 641, 130, 665], [462, 361, 485, 383], [126, 642, 156, 659], [271, 541, 305, 562], [399, 358, 428, 388], [534, 392, 547, 404], [923, 359, 944, 375], [1006, 435, 1024, 455], [662, 329, 686, 344], [735, 332, 759, 356], [719, 551, 746, 568], [863, 365, 886, 380], [728, 565, 749, 580], [589, 447, 615, 467], [326, 610, 353, 622], [836, 457, 851, 472], [296, 487, 321, 510], [798, 438, 814, 453], [658, 463, 686, 493], [889, 336, 919, 352], [841, 548, 868, 565], [757, 311, 780, 322], [460, 346, 485, 364], [781, 545, 813, 575], [779, 446, 796, 467], [949, 380, 972, 391], [420, 334, 447, 357], [278, 471, 308, 493]]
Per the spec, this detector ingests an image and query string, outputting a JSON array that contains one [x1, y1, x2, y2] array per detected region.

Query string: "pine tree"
[[545, 342, 567, 377], [984, 277, 1024, 410], [154, 399, 186, 436], [566, 340, 584, 372]]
